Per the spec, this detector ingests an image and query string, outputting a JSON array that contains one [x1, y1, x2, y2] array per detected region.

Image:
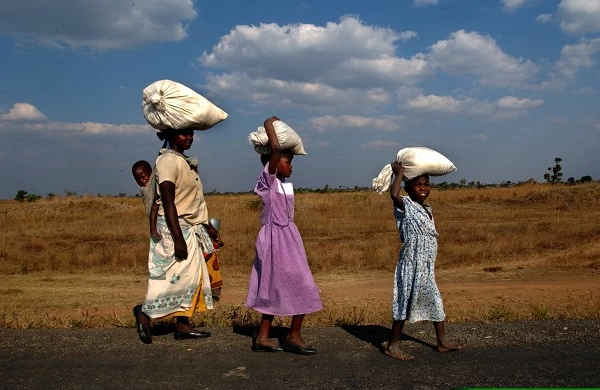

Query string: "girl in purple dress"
[[245, 116, 322, 355]]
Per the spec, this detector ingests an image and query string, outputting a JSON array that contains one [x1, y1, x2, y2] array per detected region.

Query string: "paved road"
[[1, 320, 599, 389]]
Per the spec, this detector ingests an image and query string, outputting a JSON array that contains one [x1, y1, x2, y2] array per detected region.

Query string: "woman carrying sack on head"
[[132, 128, 224, 344]]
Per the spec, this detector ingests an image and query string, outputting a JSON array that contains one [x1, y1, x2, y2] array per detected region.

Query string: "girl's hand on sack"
[[391, 161, 403, 176], [264, 116, 279, 126], [174, 236, 188, 260]]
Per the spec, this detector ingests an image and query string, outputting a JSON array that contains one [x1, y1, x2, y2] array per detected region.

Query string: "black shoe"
[[281, 339, 316, 355], [173, 330, 211, 340], [133, 305, 152, 344], [251, 342, 284, 352]]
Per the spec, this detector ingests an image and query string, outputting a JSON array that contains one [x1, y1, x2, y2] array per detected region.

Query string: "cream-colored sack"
[[372, 147, 456, 193], [248, 120, 307, 155], [142, 79, 228, 131]]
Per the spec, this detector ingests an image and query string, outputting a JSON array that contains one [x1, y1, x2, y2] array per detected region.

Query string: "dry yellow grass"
[[0, 182, 599, 328]]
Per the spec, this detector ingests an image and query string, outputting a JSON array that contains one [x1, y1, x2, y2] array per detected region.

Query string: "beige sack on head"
[[142, 79, 228, 131], [372, 147, 456, 194], [248, 120, 307, 155]]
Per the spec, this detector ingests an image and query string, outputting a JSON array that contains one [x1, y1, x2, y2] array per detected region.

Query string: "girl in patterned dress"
[[245, 116, 322, 355], [384, 161, 463, 360]]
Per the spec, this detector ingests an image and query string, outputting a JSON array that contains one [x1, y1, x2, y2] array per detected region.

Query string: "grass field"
[[0, 182, 599, 328]]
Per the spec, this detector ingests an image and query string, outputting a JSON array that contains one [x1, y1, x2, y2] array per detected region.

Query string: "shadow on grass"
[[340, 324, 437, 352]]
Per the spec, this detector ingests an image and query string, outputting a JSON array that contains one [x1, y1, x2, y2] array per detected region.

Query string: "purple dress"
[[245, 163, 322, 316]]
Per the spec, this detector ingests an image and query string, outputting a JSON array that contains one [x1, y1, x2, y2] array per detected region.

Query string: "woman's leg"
[[174, 316, 211, 338], [433, 321, 464, 352], [384, 319, 414, 360]]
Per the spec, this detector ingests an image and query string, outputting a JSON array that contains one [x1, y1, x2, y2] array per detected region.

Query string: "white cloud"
[[496, 96, 543, 109], [203, 72, 392, 112], [315, 141, 331, 148], [14, 121, 149, 135], [199, 16, 434, 110], [306, 115, 403, 133], [576, 86, 596, 95], [404, 94, 543, 119], [0, 103, 47, 121], [405, 95, 464, 113], [0, 0, 196, 50], [429, 30, 539, 87], [501, 0, 535, 12], [557, 0, 600, 35], [595, 122, 600, 130], [555, 37, 600, 79], [398, 31, 418, 41], [360, 140, 401, 149], [413, 0, 439, 6], [536, 13, 553, 23], [476, 134, 489, 141]]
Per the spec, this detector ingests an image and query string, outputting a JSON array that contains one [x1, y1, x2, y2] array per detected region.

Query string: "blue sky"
[[0, 0, 599, 198]]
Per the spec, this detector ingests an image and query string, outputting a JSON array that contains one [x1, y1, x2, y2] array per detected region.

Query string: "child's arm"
[[149, 202, 161, 242], [264, 116, 281, 175], [390, 161, 404, 210]]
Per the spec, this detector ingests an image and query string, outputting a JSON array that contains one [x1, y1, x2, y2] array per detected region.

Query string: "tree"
[[14, 189, 28, 201], [581, 175, 593, 183], [543, 157, 563, 184]]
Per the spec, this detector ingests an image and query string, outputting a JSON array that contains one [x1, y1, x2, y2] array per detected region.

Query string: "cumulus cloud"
[[536, 13, 553, 23], [0, 102, 147, 134], [0, 0, 197, 50], [404, 94, 543, 119], [360, 140, 401, 149], [398, 31, 419, 41], [306, 115, 403, 132], [501, 0, 535, 12], [199, 16, 434, 110], [0, 103, 47, 121], [496, 96, 543, 109], [557, 0, 600, 35], [203, 72, 392, 112], [555, 37, 600, 79], [0, 120, 149, 135], [429, 30, 539, 87]]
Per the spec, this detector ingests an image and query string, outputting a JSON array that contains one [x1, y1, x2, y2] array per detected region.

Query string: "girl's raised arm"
[[264, 116, 280, 175], [390, 161, 404, 210]]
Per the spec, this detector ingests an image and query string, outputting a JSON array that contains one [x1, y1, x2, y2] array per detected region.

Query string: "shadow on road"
[[340, 324, 437, 352]]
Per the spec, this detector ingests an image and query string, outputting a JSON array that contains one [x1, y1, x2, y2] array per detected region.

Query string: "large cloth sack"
[[248, 120, 307, 155], [372, 147, 456, 193], [142, 79, 228, 131]]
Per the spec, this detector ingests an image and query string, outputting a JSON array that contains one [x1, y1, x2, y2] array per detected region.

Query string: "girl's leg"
[[282, 314, 316, 354], [433, 321, 464, 352], [384, 320, 414, 360], [255, 314, 279, 347], [287, 314, 308, 346]]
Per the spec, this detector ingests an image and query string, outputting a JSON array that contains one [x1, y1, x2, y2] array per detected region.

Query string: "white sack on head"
[[142, 79, 228, 131], [248, 120, 307, 155], [372, 147, 456, 194]]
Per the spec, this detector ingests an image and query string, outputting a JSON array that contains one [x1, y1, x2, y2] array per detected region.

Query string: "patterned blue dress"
[[392, 196, 445, 322]]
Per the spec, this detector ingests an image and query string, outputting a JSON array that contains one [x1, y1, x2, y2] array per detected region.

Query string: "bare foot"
[[437, 342, 464, 352], [383, 341, 414, 360]]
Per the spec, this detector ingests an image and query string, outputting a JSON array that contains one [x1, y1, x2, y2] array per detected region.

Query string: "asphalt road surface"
[[1, 320, 599, 389]]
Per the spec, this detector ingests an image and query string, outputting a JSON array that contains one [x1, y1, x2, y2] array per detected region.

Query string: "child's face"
[[277, 156, 293, 178], [405, 175, 430, 204], [133, 167, 151, 187]]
